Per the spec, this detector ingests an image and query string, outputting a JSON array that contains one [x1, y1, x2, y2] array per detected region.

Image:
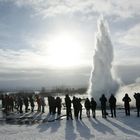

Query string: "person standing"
[[65, 94, 73, 120], [36, 95, 41, 112], [29, 95, 35, 113], [90, 97, 97, 118], [9, 95, 14, 112], [77, 98, 82, 120], [56, 96, 62, 115], [122, 93, 131, 116], [40, 96, 46, 113], [109, 94, 116, 117], [23, 96, 29, 113], [18, 96, 23, 114], [100, 94, 107, 118], [72, 96, 78, 119], [134, 93, 140, 117], [84, 98, 91, 118]]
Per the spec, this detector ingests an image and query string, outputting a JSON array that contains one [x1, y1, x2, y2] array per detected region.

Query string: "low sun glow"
[[47, 32, 83, 68]]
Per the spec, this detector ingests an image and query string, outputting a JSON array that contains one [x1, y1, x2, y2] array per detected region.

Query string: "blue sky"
[[0, 0, 140, 89]]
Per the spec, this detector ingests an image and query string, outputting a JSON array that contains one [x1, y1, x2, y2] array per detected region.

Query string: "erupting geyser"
[[88, 16, 119, 101]]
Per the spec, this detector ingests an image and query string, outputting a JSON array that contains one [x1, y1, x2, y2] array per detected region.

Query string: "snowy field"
[[0, 108, 140, 140]]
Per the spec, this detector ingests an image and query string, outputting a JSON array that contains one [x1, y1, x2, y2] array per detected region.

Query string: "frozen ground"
[[0, 108, 140, 140]]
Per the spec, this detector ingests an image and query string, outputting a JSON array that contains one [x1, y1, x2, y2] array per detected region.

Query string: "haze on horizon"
[[0, 0, 140, 90]]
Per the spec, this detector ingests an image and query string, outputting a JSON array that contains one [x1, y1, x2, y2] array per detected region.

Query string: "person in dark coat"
[[40, 96, 46, 113], [18, 96, 23, 114], [65, 94, 73, 120], [84, 98, 91, 118], [56, 96, 62, 115], [29, 95, 35, 112], [99, 94, 107, 118], [134, 93, 140, 117], [9, 95, 14, 112], [122, 93, 131, 116], [36, 95, 41, 112], [72, 96, 78, 119], [4, 95, 10, 113], [48, 96, 52, 114], [90, 97, 97, 118], [77, 98, 82, 120], [109, 94, 116, 117], [52, 97, 56, 114], [23, 96, 29, 113]]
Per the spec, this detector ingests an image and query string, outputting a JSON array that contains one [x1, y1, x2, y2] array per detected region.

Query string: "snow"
[[0, 109, 140, 140]]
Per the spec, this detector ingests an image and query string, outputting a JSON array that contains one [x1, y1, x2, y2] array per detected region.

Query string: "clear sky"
[[0, 0, 140, 90]]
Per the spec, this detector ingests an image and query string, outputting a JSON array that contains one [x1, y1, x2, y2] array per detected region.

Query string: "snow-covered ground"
[[0, 108, 140, 140], [1, 82, 140, 140]]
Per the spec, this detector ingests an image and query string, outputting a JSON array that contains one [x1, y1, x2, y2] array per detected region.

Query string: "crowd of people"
[[0, 92, 140, 119], [64, 93, 140, 120], [64, 94, 117, 119], [0, 94, 46, 114]]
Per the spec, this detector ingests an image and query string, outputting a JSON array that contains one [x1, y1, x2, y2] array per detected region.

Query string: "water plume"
[[88, 16, 119, 102]]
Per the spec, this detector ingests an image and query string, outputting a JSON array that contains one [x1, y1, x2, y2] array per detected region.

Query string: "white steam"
[[88, 16, 119, 101]]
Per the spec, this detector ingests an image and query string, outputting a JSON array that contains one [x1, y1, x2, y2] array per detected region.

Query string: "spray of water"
[[88, 16, 119, 102]]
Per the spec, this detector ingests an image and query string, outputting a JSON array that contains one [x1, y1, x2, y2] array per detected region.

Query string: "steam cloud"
[[88, 16, 119, 101]]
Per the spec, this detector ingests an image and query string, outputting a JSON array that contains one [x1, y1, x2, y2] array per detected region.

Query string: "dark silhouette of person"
[[65, 94, 73, 120], [15, 95, 20, 112], [48, 96, 56, 115], [36, 95, 41, 112], [90, 97, 97, 118], [23, 96, 29, 113], [29, 95, 35, 112], [4, 94, 9, 113], [84, 98, 91, 118], [56, 96, 62, 115], [134, 93, 140, 117], [109, 94, 116, 117], [52, 97, 56, 114], [99, 94, 107, 118], [77, 98, 82, 120], [9, 95, 14, 112], [18, 96, 23, 114], [48, 96, 52, 114], [122, 93, 131, 116], [72, 96, 78, 119], [40, 96, 46, 113]]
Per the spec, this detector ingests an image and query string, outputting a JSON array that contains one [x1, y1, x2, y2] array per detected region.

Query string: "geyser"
[[88, 16, 119, 101]]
